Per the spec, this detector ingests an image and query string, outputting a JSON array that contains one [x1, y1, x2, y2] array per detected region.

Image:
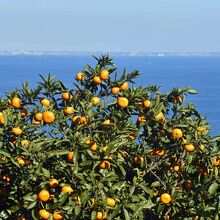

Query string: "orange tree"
[[0, 54, 220, 220]]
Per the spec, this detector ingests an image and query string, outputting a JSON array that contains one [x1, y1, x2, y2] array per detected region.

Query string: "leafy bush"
[[0, 55, 219, 220]]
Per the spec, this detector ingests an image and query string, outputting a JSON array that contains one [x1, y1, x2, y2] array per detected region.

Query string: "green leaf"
[[187, 89, 198, 94], [208, 182, 219, 195], [75, 205, 81, 216], [123, 208, 130, 220]]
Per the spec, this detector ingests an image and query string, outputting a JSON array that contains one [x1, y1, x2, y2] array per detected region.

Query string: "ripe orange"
[[199, 144, 205, 151], [102, 146, 108, 152], [106, 197, 116, 207], [100, 69, 109, 80], [40, 98, 51, 107], [172, 128, 183, 139], [213, 157, 220, 167], [197, 126, 207, 134], [76, 72, 85, 81], [0, 112, 5, 125], [12, 127, 23, 136], [134, 156, 144, 164], [62, 92, 72, 101], [72, 115, 80, 124], [63, 106, 74, 115], [117, 97, 129, 108], [33, 120, 41, 125], [173, 165, 180, 172], [185, 144, 195, 152], [111, 87, 120, 95], [92, 76, 102, 85], [103, 119, 111, 127], [67, 151, 74, 162], [143, 100, 151, 108], [53, 212, 63, 220], [48, 179, 59, 188], [92, 96, 100, 106], [78, 116, 87, 125], [38, 189, 50, 202], [128, 133, 136, 141], [137, 115, 146, 123], [154, 112, 164, 122], [96, 212, 107, 220], [160, 193, 171, 204], [91, 197, 95, 206], [42, 111, 55, 123], [153, 149, 165, 157], [35, 112, 43, 121], [120, 81, 128, 91], [99, 160, 110, 169], [39, 209, 50, 220], [17, 157, 26, 165], [89, 141, 98, 151], [2, 175, 11, 182], [11, 97, 21, 109], [61, 185, 73, 194], [21, 108, 27, 117]]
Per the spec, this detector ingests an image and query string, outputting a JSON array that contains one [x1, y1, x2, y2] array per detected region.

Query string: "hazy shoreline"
[[1, 50, 220, 57]]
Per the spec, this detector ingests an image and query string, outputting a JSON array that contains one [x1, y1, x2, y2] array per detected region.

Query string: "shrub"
[[0, 55, 219, 219]]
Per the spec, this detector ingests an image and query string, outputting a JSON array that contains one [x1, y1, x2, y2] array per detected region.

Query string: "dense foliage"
[[0, 55, 220, 220]]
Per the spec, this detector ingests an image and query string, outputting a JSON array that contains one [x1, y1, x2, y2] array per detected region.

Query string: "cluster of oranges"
[[0, 55, 219, 219]]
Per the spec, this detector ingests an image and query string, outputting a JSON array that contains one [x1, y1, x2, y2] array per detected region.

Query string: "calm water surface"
[[0, 55, 219, 135]]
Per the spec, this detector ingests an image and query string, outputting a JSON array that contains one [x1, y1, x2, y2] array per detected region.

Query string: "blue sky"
[[0, 0, 220, 52]]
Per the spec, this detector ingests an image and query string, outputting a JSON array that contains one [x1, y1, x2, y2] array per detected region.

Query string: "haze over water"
[[0, 53, 219, 135]]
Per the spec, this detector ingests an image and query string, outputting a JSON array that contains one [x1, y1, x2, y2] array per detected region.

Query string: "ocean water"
[[0, 54, 219, 135]]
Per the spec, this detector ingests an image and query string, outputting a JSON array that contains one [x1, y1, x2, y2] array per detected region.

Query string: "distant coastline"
[[0, 50, 220, 57]]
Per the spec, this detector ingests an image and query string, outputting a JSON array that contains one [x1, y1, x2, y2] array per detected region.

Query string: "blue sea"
[[0, 53, 219, 135]]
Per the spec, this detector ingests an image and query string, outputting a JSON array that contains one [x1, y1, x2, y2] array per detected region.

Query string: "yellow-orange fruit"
[[99, 160, 110, 169], [21, 108, 27, 117], [117, 97, 129, 108], [42, 111, 55, 123], [35, 112, 43, 121], [213, 157, 220, 167], [106, 197, 116, 207], [172, 128, 183, 139], [155, 112, 164, 122], [143, 100, 151, 108], [134, 156, 144, 164], [92, 96, 100, 106], [0, 112, 5, 125], [96, 212, 107, 220], [12, 127, 22, 136], [185, 144, 195, 152], [67, 151, 74, 162], [160, 193, 171, 204], [120, 81, 128, 91], [61, 185, 73, 194], [100, 69, 109, 80], [53, 212, 63, 220], [111, 87, 120, 95], [92, 76, 102, 85], [63, 106, 74, 115], [89, 141, 98, 151], [48, 179, 59, 188], [11, 97, 21, 109], [102, 146, 108, 152], [40, 98, 51, 107], [62, 92, 72, 101], [38, 189, 50, 202], [39, 209, 50, 220], [76, 72, 85, 81]]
